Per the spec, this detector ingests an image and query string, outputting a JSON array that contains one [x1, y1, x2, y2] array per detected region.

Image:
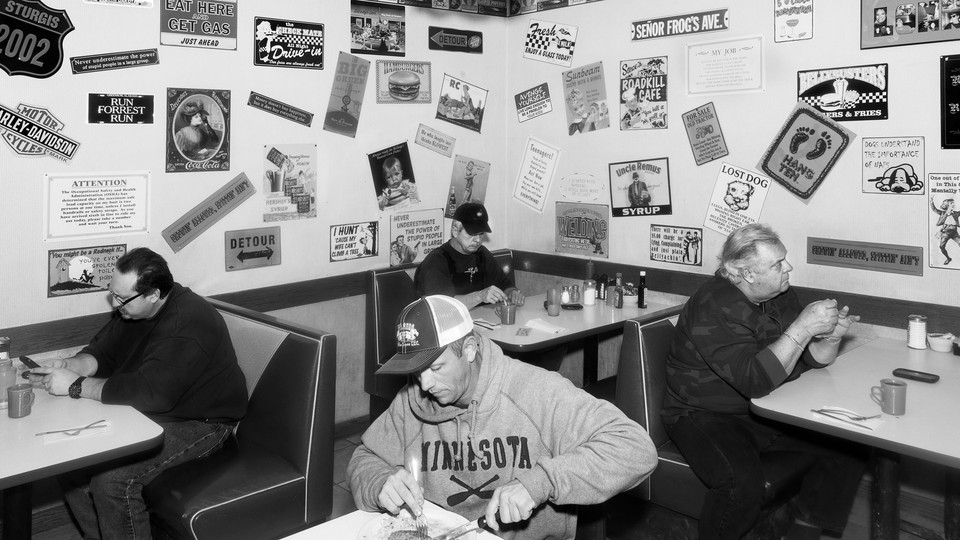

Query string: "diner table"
[[471, 291, 681, 387], [751, 336, 960, 540], [281, 501, 500, 540], [0, 363, 164, 540]]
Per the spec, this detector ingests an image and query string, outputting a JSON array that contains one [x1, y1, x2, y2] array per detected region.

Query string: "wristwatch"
[[69, 376, 85, 399]]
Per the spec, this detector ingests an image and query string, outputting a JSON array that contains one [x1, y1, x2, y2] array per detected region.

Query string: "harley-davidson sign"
[[0, 0, 75, 78]]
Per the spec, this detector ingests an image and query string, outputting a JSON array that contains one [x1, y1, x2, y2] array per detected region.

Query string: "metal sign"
[[225, 227, 280, 271], [88, 94, 154, 124], [428, 26, 483, 53], [808, 237, 923, 277], [0, 0, 74, 78], [162, 173, 255, 253]]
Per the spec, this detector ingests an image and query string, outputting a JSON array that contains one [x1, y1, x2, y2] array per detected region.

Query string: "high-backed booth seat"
[[613, 317, 815, 525], [145, 298, 336, 540], [365, 249, 514, 421]]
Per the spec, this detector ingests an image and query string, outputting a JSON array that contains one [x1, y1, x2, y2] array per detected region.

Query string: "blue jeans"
[[665, 411, 866, 540], [60, 420, 232, 540]]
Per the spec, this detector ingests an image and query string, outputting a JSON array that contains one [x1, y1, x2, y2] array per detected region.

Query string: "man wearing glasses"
[[28, 247, 248, 539], [414, 202, 524, 309]]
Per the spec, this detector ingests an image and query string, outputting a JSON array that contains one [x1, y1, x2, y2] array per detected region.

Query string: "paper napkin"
[[526, 318, 567, 335]]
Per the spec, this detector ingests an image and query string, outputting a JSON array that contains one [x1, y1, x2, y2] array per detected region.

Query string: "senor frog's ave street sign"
[[225, 226, 281, 271], [0, 0, 75, 78]]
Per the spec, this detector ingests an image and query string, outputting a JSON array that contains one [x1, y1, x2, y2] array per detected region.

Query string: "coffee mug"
[[495, 303, 516, 325], [871, 378, 907, 416], [8, 383, 35, 418]]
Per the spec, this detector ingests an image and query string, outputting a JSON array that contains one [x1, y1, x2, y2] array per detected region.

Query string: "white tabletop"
[[471, 292, 681, 352], [282, 502, 500, 540], [0, 382, 164, 489], [751, 337, 960, 469]]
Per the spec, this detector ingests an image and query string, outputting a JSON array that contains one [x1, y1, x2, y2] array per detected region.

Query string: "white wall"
[[504, 0, 959, 308], [0, 1, 508, 328]]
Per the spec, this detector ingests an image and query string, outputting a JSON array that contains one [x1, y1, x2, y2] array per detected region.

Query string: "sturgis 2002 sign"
[[0, 0, 74, 78]]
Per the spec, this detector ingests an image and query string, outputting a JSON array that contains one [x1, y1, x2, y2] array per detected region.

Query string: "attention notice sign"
[[807, 237, 922, 277]]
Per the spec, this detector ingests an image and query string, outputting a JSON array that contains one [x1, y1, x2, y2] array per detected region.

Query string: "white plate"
[[356, 506, 477, 540]]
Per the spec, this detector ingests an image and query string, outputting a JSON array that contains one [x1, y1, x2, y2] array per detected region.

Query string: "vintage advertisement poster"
[[758, 102, 854, 200], [165, 88, 230, 173], [389, 209, 444, 266], [225, 227, 281, 271], [650, 225, 702, 266], [0, 0, 73, 78], [428, 26, 483, 53], [350, 1, 405, 57], [330, 221, 378, 262], [609, 158, 672, 218], [376, 60, 432, 104], [555, 202, 609, 258], [160, 0, 237, 50], [944, 55, 960, 149], [71, 49, 159, 74], [523, 20, 578, 67], [775, 0, 813, 42], [807, 237, 923, 276], [862, 137, 925, 194], [323, 52, 370, 138], [48, 244, 126, 298], [44, 172, 149, 241], [414, 123, 456, 157], [1, 102, 80, 162], [515, 83, 553, 123], [247, 92, 314, 127], [263, 144, 317, 222], [445, 155, 491, 218], [682, 102, 729, 165], [89, 94, 154, 124], [687, 35, 765, 95], [630, 9, 729, 41], [513, 136, 560, 213], [436, 73, 487, 133], [929, 173, 960, 269], [563, 62, 610, 135], [798, 64, 888, 121], [620, 57, 667, 130], [861, 1, 960, 49], [704, 162, 771, 236], [369, 142, 420, 212], [162, 173, 255, 253], [254, 18, 324, 69]]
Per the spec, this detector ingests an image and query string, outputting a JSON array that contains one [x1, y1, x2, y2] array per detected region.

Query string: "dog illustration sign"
[[704, 162, 771, 236], [758, 102, 854, 200]]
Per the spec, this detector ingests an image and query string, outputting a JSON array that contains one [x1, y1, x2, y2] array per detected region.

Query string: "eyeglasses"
[[110, 291, 143, 308]]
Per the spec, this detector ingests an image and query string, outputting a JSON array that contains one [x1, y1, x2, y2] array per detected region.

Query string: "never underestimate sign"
[[162, 172, 255, 252], [631, 9, 729, 41]]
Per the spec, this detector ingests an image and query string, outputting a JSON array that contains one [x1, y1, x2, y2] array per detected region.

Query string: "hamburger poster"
[[376, 60, 431, 103]]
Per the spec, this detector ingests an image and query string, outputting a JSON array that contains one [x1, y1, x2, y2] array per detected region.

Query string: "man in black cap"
[[414, 202, 524, 308]]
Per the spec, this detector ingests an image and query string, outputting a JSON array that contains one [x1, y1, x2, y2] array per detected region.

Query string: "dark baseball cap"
[[453, 202, 492, 235], [376, 296, 475, 375]]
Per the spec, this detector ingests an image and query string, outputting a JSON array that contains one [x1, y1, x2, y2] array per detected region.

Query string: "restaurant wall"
[[504, 0, 960, 310], [0, 1, 510, 330]]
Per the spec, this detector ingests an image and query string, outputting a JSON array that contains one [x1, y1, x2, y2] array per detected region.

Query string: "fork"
[[406, 454, 428, 540], [816, 408, 881, 421], [36, 419, 107, 437]]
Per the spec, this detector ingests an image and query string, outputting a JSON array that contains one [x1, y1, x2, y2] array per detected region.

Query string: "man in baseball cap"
[[349, 295, 657, 539], [414, 202, 525, 309]]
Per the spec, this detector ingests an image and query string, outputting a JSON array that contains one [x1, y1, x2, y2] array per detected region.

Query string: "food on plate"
[[388, 531, 421, 540], [388, 70, 421, 101]]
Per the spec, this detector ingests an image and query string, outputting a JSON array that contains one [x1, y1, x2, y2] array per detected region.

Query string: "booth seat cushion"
[[146, 437, 308, 539]]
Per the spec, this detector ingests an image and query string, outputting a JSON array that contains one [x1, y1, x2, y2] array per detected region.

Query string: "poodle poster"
[[757, 102, 854, 200]]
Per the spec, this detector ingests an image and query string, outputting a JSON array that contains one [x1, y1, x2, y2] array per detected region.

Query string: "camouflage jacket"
[[661, 273, 824, 424]]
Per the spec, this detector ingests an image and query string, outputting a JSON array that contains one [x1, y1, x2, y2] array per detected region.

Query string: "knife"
[[433, 516, 489, 540], [810, 409, 873, 430]]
